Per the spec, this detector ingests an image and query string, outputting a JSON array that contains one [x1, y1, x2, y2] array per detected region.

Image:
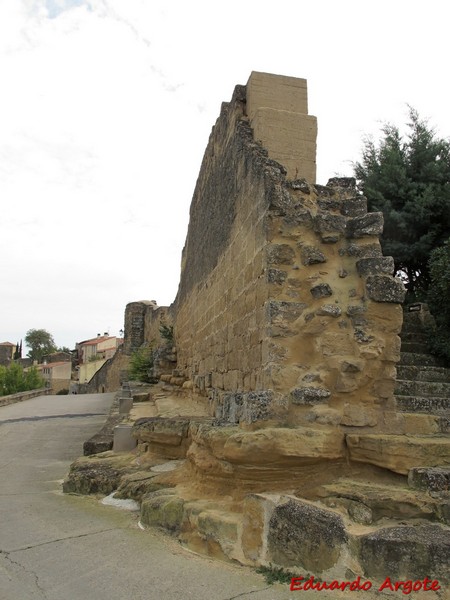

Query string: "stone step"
[[397, 365, 450, 383], [400, 410, 450, 435], [398, 352, 444, 367], [400, 331, 429, 343], [346, 433, 450, 475], [400, 341, 430, 353], [395, 394, 449, 414], [395, 379, 450, 398], [317, 479, 447, 524]]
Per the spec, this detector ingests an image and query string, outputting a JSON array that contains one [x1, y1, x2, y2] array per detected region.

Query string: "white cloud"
[[0, 0, 449, 351]]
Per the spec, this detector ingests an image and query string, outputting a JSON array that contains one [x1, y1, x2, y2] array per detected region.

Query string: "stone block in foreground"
[[267, 497, 348, 572], [358, 525, 450, 583]]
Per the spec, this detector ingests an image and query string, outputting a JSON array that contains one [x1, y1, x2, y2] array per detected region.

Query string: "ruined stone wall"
[[172, 72, 405, 428], [262, 177, 405, 432], [123, 301, 171, 356], [85, 349, 129, 393], [173, 84, 272, 400]]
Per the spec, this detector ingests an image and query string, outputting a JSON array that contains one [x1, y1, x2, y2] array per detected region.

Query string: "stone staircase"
[[395, 305, 450, 434]]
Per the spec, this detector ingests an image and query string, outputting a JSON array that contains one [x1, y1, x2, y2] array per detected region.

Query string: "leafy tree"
[[426, 239, 450, 362], [0, 363, 44, 397], [24, 329, 57, 363], [354, 108, 450, 300]]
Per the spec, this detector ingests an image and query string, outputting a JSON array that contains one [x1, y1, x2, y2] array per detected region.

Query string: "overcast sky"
[[1, 0, 449, 353]]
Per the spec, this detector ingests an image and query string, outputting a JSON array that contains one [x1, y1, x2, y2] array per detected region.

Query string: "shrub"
[[0, 363, 44, 396], [129, 345, 156, 383], [159, 324, 174, 346]]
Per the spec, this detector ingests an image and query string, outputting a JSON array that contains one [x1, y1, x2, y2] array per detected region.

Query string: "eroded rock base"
[[64, 379, 450, 590]]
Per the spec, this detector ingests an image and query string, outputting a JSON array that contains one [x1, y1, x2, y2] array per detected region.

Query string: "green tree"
[[354, 108, 450, 300], [0, 363, 44, 397], [24, 329, 57, 363], [426, 239, 450, 362]]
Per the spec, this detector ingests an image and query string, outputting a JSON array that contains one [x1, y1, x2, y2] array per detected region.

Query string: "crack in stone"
[[1, 549, 48, 599], [224, 587, 272, 600], [2, 527, 119, 554]]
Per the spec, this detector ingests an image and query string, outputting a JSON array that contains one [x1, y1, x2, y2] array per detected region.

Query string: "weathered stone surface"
[[115, 470, 168, 501], [197, 510, 240, 555], [340, 359, 364, 373], [291, 386, 331, 405], [345, 243, 382, 258], [347, 500, 373, 524], [289, 178, 311, 193], [358, 525, 450, 583], [310, 283, 333, 298], [320, 333, 355, 357], [198, 426, 344, 465], [307, 405, 342, 426], [63, 452, 139, 495], [346, 434, 450, 475], [341, 404, 378, 427], [242, 494, 271, 561], [326, 177, 356, 190], [267, 268, 287, 284], [313, 212, 347, 235], [83, 413, 122, 456], [300, 245, 326, 265], [316, 304, 341, 317], [346, 305, 367, 317], [356, 257, 395, 277], [140, 492, 185, 532], [365, 275, 406, 303], [340, 197, 368, 217], [133, 391, 151, 402], [268, 498, 347, 571], [266, 243, 295, 265], [267, 300, 307, 323], [408, 466, 450, 492], [215, 390, 275, 424], [346, 212, 384, 238], [319, 480, 441, 523], [133, 417, 190, 446]]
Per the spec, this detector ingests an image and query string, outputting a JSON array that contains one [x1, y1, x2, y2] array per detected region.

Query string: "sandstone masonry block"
[[346, 212, 384, 238], [365, 275, 406, 303], [358, 525, 450, 583], [268, 498, 348, 571]]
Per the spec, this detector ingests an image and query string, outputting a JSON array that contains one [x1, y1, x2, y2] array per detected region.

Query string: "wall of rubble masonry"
[[162, 72, 406, 428]]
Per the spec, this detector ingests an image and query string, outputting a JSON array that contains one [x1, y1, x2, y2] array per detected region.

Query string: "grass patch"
[[256, 564, 297, 585]]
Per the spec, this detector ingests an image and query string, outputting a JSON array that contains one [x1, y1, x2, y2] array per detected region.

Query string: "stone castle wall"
[[169, 72, 404, 429], [173, 84, 271, 399]]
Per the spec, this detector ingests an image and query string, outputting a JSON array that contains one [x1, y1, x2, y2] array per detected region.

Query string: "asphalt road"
[[0, 393, 294, 600]]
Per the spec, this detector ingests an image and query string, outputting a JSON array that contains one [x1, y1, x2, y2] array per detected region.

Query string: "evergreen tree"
[[354, 108, 450, 300], [426, 238, 450, 362]]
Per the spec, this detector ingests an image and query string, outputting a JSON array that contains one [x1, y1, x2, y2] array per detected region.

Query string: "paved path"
[[0, 393, 439, 600], [0, 393, 295, 600]]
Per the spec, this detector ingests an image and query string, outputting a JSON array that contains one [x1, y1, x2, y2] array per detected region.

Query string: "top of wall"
[[246, 71, 308, 117], [246, 71, 317, 183]]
